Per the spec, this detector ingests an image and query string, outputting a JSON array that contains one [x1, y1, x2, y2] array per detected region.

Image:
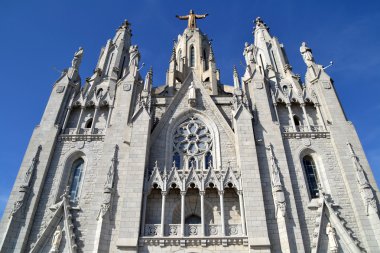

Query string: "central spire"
[[176, 10, 209, 29]]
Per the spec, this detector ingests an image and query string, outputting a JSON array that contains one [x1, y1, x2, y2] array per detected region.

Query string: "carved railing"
[[226, 224, 242, 236], [167, 224, 180, 236], [207, 224, 221, 236], [282, 125, 328, 138], [185, 224, 202, 236], [144, 224, 242, 237], [144, 224, 161, 236], [60, 128, 105, 141]]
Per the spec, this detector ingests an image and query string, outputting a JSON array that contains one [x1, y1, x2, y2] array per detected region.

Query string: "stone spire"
[[95, 19, 132, 80], [166, 13, 219, 95]]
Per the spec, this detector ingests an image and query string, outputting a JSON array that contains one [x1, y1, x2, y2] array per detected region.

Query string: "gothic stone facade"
[[1, 16, 379, 253]]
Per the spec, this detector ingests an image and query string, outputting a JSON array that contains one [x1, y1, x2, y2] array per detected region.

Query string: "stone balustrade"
[[281, 125, 329, 139], [144, 223, 243, 237]]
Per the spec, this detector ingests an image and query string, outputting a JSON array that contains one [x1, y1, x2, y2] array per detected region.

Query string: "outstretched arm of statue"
[[176, 15, 189, 20], [195, 14, 209, 19]]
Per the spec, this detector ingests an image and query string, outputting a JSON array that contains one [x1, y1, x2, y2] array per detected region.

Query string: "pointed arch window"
[[203, 48, 209, 70], [85, 118, 93, 128], [188, 157, 196, 169], [69, 158, 84, 202], [302, 155, 319, 198], [205, 152, 213, 169], [190, 45, 195, 67], [293, 115, 301, 126], [177, 49, 182, 71], [173, 152, 181, 168]]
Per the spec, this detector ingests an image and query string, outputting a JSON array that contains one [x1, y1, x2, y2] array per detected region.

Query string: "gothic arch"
[[54, 150, 88, 204], [171, 196, 214, 224], [165, 109, 221, 170], [297, 147, 331, 196]]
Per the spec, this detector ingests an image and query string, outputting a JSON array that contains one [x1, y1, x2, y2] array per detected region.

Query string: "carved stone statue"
[[50, 226, 62, 252], [128, 45, 140, 67], [326, 222, 338, 253], [300, 42, 314, 67], [176, 10, 208, 29], [243, 42, 255, 65], [188, 82, 196, 106], [72, 47, 83, 69]]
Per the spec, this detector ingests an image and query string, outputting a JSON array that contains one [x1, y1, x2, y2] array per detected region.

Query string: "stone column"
[[238, 190, 247, 236], [286, 103, 297, 131], [315, 103, 327, 131], [181, 191, 186, 237], [140, 193, 148, 236], [200, 191, 205, 236], [106, 106, 113, 129], [160, 191, 167, 236], [61, 106, 72, 133], [219, 190, 225, 236], [90, 106, 99, 134], [301, 103, 311, 131], [75, 106, 85, 134]]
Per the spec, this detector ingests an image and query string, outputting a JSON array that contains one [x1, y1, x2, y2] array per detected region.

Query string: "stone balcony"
[[281, 125, 329, 139], [59, 128, 105, 141], [141, 223, 247, 247], [144, 223, 243, 237]]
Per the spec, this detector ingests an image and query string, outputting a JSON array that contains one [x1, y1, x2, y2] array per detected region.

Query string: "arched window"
[[188, 157, 196, 169], [203, 48, 209, 70], [205, 152, 212, 169], [190, 45, 195, 67], [96, 88, 103, 98], [69, 158, 84, 202], [177, 49, 182, 71], [302, 155, 319, 198], [85, 118, 93, 128], [293, 115, 301, 126], [185, 214, 201, 224], [173, 152, 181, 168]]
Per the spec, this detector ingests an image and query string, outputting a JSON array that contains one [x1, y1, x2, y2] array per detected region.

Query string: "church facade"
[[1, 12, 379, 253]]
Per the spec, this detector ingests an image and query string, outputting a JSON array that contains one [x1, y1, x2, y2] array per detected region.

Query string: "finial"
[[170, 45, 176, 62], [254, 17, 268, 30], [209, 44, 215, 62], [119, 19, 131, 30], [233, 65, 240, 90]]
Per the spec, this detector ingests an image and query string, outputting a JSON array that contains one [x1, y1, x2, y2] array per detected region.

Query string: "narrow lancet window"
[[189, 157, 196, 169], [173, 152, 181, 168], [302, 155, 319, 198], [85, 118, 93, 128], [203, 49, 209, 70], [293, 115, 301, 126], [69, 158, 84, 202], [205, 152, 212, 169], [190, 46, 195, 67]]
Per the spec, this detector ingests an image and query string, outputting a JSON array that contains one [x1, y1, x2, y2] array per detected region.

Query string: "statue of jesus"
[[176, 10, 208, 29]]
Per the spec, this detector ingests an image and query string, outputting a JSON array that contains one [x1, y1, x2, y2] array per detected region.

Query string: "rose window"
[[173, 117, 213, 169], [174, 118, 212, 155]]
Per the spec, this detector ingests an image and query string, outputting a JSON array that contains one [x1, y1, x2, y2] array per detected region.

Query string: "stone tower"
[[1, 13, 379, 253]]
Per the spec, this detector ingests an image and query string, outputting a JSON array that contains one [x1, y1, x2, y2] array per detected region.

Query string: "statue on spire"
[[176, 10, 208, 29], [300, 42, 315, 67], [71, 47, 83, 70]]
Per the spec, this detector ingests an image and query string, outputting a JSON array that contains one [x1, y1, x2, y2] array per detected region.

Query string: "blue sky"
[[0, 0, 379, 217]]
